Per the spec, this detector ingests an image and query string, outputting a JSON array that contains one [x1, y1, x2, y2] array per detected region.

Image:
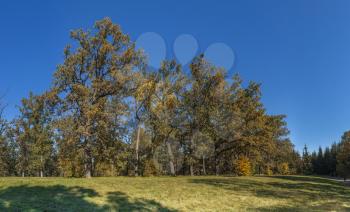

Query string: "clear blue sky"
[[1, 0, 350, 152]]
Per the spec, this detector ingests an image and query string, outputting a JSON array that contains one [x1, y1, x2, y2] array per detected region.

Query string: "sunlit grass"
[[0, 175, 349, 211]]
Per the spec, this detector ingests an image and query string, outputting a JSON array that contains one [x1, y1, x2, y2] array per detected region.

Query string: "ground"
[[0, 175, 349, 211]]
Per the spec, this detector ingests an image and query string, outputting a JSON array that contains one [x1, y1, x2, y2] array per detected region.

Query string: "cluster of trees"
[[301, 131, 350, 180], [0, 18, 301, 178]]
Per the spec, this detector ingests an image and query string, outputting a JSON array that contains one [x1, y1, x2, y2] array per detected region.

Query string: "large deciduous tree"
[[52, 18, 142, 177], [143, 60, 186, 176]]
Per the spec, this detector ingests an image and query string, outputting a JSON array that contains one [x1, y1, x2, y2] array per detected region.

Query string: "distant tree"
[[323, 147, 332, 175], [337, 131, 350, 181], [0, 95, 5, 136], [329, 143, 338, 176], [14, 93, 56, 177], [0, 98, 16, 176], [302, 145, 313, 175]]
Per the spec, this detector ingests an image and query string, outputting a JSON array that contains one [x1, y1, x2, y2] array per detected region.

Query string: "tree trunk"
[[215, 154, 219, 176], [135, 125, 141, 176], [215, 142, 219, 176], [40, 155, 44, 178], [85, 169, 92, 178], [110, 161, 115, 177], [84, 148, 92, 178], [166, 140, 176, 176], [202, 155, 206, 175], [189, 131, 195, 176], [190, 164, 194, 176]]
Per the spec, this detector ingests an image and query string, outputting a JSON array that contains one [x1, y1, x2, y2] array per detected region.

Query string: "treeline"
[[301, 131, 350, 180], [1, 18, 300, 177]]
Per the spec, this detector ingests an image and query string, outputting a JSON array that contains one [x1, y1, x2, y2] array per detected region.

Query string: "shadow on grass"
[[0, 185, 176, 211], [190, 176, 350, 211], [104, 192, 177, 212], [265, 175, 343, 186]]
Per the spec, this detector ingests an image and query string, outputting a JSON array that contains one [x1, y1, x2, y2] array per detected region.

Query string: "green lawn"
[[0, 175, 349, 211]]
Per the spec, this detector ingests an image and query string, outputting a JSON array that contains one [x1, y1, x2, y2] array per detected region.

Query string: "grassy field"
[[0, 175, 349, 211]]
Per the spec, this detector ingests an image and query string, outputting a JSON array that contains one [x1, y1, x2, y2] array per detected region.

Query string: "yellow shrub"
[[234, 156, 252, 176], [278, 162, 290, 175]]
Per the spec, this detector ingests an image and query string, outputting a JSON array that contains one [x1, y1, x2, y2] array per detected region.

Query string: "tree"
[[337, 131, 350, 181], [0, 95, 5, 137], [184, 55, 228, 175], [143, 60, 186, 176], [0, 97, 16, 176], [329, 143, 338, 176], [183, 56, 216, 175], [14, 93, 55, 177], [132, 68, 154, 176], [52, 18, 142, 177], [302, 145, 313, 175], [193, 132, 214, 175]]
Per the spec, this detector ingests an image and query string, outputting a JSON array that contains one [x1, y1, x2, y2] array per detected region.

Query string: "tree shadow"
[[104, 192, 177, 212], [0, 185, 176, 211], [0, 185, 101, 211], [265, 175, 343, 186], [189, 176, 350, 211]]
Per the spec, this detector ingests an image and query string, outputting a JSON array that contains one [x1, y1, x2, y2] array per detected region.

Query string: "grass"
[[0, 175, 349, 211]]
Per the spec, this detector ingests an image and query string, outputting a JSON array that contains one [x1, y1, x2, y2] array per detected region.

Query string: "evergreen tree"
[[337, 131, 350, 181], [302, 145, 313, 175]]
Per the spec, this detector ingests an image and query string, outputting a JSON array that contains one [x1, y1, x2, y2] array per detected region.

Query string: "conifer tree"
[[337, 131, 350, 181], [302, 145, 313, 175]]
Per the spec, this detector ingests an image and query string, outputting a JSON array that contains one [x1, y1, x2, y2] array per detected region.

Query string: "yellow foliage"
[[278, 162, 290, 175], [135, 80, 155, 101], [165, 94, 177, 110], [234, 156, 252, 176]]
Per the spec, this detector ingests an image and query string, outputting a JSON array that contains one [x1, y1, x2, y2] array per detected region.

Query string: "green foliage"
[[302, 145, 313, 175], [336, 131, 350, 180]]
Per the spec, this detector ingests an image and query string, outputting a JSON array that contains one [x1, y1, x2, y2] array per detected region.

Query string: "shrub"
[[234, 156, 252, 176], [143, 159, 158, 177], [266, 165, 273, 176], [278, 162, 290, 175]]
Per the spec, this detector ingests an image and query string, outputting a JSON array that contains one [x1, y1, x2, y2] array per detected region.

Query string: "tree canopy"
[[1, 18, 348, 178]]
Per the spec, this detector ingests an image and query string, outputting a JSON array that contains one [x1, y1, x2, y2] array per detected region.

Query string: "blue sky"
[[1, 0, 350, 152]]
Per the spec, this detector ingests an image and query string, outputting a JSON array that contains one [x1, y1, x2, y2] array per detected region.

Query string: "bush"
[[266, 165, 273, 176], [234, 156, 252, 176], [143, 159, 158, 177], [278, 162, 290, 175]]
